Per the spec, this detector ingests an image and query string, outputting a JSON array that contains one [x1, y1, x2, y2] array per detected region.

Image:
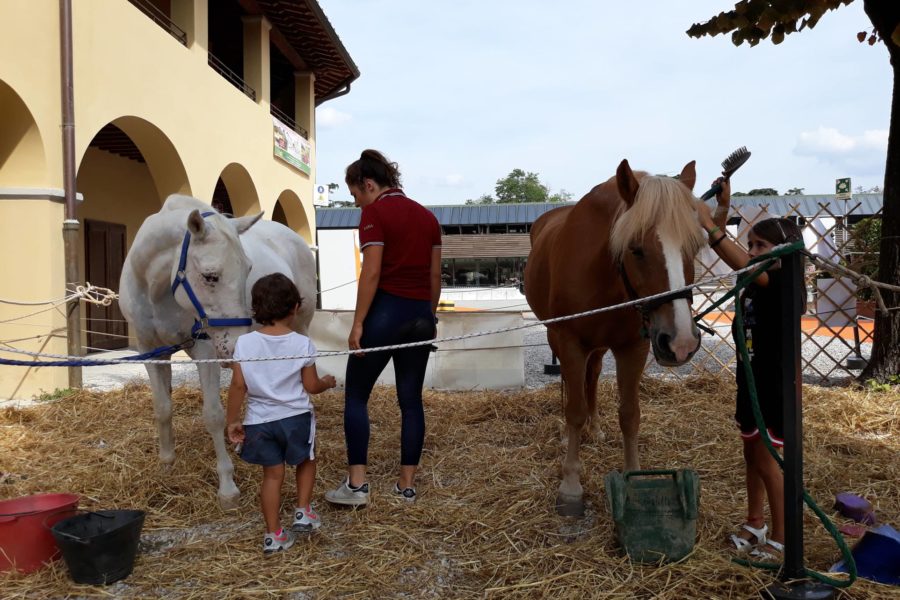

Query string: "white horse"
[[120, 194, 316, 508]]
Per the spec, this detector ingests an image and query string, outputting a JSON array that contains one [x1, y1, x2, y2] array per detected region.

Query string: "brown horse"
[[525, 159, 704, 514]]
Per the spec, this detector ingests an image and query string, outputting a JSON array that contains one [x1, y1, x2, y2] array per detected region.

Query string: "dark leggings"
[[345, 290, 435, 467]]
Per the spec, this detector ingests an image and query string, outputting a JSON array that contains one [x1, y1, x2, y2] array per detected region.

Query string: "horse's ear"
[[187, 209, 207, 238], [234, 212, 264, 235], [679, 160, 697, 191], [616, 159, 640, 207]]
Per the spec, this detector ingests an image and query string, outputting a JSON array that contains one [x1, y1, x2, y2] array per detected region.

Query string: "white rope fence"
[[0, 248, 893, 368], [0, 261, 773, 366]]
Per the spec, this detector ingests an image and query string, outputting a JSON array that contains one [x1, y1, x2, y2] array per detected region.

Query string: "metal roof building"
[[315, 194, 883, 230]]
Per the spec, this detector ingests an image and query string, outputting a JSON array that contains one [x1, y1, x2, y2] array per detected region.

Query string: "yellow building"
[[0, 0, 358, 399]]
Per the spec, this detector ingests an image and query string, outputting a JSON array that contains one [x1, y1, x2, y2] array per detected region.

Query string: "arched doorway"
[[76, 117, 190, 350], [212, 163, 260, 217], [273, 189, 311, 243], [0, 79, 46, 186]]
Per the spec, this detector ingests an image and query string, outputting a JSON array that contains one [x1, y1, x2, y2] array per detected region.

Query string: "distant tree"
[[786, 187, 805, 195], [747, 188, 780, 196], [494, 169, 552, 203], [468, 169, 570, 204], [549, 189, 574, 203], [687, 0, 900, 381], [327, 183, 340, 193], [330, 200, 355, 208], [465, 194, 495, 206]]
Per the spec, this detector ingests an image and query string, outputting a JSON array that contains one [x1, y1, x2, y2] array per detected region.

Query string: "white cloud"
[[794, 127, 887, 175], [316, 106, 352, 128], [440, 174, 465, 187]]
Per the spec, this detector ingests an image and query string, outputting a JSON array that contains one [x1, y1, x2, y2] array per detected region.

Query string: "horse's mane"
[[609, 175, 705, 261]]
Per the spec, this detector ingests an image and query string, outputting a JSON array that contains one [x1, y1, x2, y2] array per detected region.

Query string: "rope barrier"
[[804, 251, 900, 317], [0, 263, 769, 367]]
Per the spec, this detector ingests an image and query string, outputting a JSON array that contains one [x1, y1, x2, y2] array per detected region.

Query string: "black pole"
[[766, 250, 833, 599]]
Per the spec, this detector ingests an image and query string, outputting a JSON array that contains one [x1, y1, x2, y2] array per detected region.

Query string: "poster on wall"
[[272, 116, 311, 175]]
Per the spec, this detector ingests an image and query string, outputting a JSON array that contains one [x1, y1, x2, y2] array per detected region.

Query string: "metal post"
[[60, 0, 82, 388], [766, 250, 832, 599]]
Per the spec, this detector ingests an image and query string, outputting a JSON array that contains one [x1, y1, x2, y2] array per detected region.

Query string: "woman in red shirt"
[[325, 150, 442, 507]]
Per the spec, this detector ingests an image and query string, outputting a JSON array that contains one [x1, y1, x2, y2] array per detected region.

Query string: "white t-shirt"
[[232, 331, 317, 425]]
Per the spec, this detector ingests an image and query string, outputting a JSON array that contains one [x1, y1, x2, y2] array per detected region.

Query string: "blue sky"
[[314, 1, 891, 206]]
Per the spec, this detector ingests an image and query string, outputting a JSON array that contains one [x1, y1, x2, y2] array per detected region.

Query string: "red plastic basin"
[[0, 493, 80, 573]]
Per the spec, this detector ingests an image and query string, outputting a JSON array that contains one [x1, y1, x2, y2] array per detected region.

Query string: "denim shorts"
[[240, 412, 314, 466]]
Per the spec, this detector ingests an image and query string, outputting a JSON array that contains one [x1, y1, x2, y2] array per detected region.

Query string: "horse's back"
[[241, 220, 317, 333]]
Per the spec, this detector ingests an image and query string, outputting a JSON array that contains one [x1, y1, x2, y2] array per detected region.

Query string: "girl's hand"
[[696, 200, 715, 231], [713, 178, 731, 229], [226, 422, 244, 444], [322, 374, 337, 390], [348, 322, 365, 355]]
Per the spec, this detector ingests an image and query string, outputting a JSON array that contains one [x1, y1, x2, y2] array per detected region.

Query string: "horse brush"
[[699, 146, 751, 201]]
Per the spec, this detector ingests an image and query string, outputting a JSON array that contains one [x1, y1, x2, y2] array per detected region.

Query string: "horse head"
[[610, 159, 705, 366], [172, 209, 263, 358]]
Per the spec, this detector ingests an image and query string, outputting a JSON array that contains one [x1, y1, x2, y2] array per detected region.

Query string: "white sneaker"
[[325, 478, 369, 506], [292, 505, 322, 532], [263, 528, 294, 555], [392, 483, 417, 502]]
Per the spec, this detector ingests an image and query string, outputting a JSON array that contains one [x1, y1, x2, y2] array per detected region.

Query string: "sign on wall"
[[273, 117, 311, 175], [314, 183, 329, 206]]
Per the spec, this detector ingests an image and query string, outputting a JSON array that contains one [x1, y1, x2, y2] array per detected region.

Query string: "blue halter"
[[170, 212, 253, 339]]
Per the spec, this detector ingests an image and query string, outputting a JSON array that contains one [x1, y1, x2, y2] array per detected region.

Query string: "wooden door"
[[84, 220, 128, 351]]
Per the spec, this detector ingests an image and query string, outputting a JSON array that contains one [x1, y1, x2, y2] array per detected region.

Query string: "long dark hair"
[[750, 217, 807, 311], [751, 217, 802, 247], [345, 149, 401, 189]]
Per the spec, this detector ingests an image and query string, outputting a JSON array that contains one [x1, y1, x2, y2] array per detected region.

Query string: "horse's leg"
[[192, 343, 240, 509], [585, 348, 607, 442], [612, 341, 650, 472], [145, 358, 176, 467], [556, 335, 589, 516]]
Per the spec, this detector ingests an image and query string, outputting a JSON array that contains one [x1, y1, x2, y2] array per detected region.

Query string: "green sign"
[[835, 177, 851, 200]]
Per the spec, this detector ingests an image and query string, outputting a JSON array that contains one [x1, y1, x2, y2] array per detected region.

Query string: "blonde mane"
[[609, 175, 705, 261]]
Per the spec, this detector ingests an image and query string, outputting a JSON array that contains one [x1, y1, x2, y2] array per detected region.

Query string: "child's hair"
[[345, 149, 401, 189], [251, 273, 301, 325], [751, 217, 803, 246], [750, 217, 807, 312]]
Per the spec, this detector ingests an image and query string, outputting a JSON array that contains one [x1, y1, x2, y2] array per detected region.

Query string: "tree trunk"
[[861, 0, 900, 381]]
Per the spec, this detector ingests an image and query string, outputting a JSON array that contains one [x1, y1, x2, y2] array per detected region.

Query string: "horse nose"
[[655, 331, 699, 364]]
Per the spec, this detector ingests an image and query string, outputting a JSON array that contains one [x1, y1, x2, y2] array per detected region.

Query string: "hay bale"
[[0, 374, 897, 598]]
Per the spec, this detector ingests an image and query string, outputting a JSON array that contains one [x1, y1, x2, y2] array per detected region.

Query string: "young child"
[[697, 180, 805, 562], [226, 273, 336, 555]]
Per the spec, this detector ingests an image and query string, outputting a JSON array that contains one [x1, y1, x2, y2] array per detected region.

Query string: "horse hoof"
[[556, 494, 585, 517], [218, 492, 240, 510]]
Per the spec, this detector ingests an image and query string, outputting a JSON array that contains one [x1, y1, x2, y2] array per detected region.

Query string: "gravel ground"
[[523, 317, 870, 389]]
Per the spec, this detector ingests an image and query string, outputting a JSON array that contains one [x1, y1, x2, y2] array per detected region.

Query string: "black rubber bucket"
[[50, 510, 145, 585]]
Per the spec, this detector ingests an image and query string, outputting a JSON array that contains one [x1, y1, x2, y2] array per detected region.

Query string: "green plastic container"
[[604, 469, 700, 564]]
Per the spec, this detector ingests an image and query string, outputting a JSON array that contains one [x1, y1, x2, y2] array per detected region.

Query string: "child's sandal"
[[750, 539, 784, 563], [730, 522, 768, 554]]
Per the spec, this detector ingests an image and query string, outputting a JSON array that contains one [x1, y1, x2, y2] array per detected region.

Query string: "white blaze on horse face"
[[658, 230, 698, 363]]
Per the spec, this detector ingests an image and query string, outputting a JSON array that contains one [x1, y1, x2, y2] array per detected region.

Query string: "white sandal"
[[730, 522, 768, 554], [750, 539, 784, 562]]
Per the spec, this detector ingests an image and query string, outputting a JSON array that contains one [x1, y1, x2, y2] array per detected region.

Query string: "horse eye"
[[202, 273, 220, 284], [630, 247, 644, 259]]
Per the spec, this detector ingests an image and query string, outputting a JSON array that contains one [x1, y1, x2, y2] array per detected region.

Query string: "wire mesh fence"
[[687, 198, 881, 383]]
